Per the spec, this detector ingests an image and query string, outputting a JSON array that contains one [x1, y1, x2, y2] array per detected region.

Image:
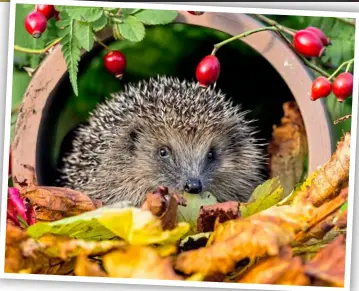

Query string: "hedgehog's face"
[[124, 120, 262, 203]]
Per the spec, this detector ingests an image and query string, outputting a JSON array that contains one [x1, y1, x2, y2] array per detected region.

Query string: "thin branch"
[[336, 17, 356, 27], [14, 38, 62, 54], [254, 14, 296, 36]]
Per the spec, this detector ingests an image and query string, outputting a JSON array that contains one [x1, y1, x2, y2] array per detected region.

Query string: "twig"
[[334, 115, 352, 125], [212, 26, 278, 55], [254, 14, 296, 36], [14, 38, 62, 55], [328, 58, 354, 80], [335, 17, 356, 27]]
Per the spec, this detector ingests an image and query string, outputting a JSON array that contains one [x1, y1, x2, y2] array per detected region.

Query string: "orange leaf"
[[20, 186, 101, 222]]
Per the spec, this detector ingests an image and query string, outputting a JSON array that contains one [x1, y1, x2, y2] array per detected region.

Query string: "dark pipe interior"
[[36, 23, 296, 186]]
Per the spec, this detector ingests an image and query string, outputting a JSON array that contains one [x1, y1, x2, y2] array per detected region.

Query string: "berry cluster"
[[293, 26, 330, 58], [24, 4, 59, 39], [193, 18, 353, 103], [312, 72, 353, 102]]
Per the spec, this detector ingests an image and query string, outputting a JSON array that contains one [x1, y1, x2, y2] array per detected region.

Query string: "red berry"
[[104, 51, 127, 79], [196, 55, 221, 87], [35, 4, 55, 20], [332, 72, 353, 102], [293, 29, 325, 58], [311, 76, 332, 101], [188, 11, 205, 16], [24, 11, 47, 39], [306, 26, 331, 46]]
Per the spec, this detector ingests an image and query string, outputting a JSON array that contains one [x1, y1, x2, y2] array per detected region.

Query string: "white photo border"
[[1, 1, 358, 291]]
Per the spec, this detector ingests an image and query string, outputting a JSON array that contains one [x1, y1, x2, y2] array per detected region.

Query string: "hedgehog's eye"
[[159, 146, 171, 158], [207, 149, 216, 161]]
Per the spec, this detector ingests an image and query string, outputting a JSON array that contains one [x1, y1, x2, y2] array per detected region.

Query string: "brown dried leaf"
[[295, 187, 348, 243], [175, 203, 314, 276], [103, 245, 182, 280], [20, 186, 101, 222], [141, 186, 181, 230], [304, 235, 346, 287], [237, 248, 310, 285], [197, 201, 239, 233], [293, 133, 351, 207], [335, 209, 348, 229], [268, 101, 308, 197], [74, 254, 107, 277]]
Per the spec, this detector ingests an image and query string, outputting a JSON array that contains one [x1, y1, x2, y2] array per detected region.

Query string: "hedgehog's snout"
[[183, 178, 203, 194]]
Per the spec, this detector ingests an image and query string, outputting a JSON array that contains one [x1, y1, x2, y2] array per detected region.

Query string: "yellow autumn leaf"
[[98, 206, 189, 245]]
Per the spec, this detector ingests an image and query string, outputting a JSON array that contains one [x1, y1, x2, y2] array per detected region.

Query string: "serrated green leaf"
[[121, 8, 141, 15], [117, 15, 145, 42], [27, 201, 190, 245], [134, 9, 177, 25], [240, 177, 284, 218], [93, 14, 108, 32], [59, 18, 81, 96], [177, 192, 218, 234], [74, 21, 94, 52], [65, 6, 104, 23]]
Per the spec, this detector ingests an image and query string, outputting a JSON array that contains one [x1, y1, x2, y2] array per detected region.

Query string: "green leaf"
[[74, 21, 94, 52], [27, 201, 190, 245], [59, 18, 81, 96], [240, 177, 284, 218], [117, 15, 145, 42], [121, 8, 141, 15], [65, 6, 104, 23], [134, 9, 177, 25], [177, 192, 218, 234], [339, 202, 348, 213], [93, 14, 108, 32]]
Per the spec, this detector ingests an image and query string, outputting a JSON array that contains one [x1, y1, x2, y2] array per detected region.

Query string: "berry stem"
[[345, 59, 354, 72], [254, 14, 296, 36], [14, 37, 62, 54], [211, 26, 278, 55], [328, 58, 354, 80], [94, 37, 111, 52]]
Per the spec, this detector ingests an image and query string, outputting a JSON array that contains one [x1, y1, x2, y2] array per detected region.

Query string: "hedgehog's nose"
[[184, 178, 203, 194]]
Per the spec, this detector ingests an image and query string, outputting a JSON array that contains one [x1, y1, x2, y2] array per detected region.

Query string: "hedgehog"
[[56, 76, 266, 206]]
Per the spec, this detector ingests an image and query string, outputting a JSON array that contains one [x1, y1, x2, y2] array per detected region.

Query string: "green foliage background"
[[12, 5, 356, 177]]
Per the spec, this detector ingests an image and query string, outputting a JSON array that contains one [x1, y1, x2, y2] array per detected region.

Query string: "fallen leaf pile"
[[5, 115, 351, 287]]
